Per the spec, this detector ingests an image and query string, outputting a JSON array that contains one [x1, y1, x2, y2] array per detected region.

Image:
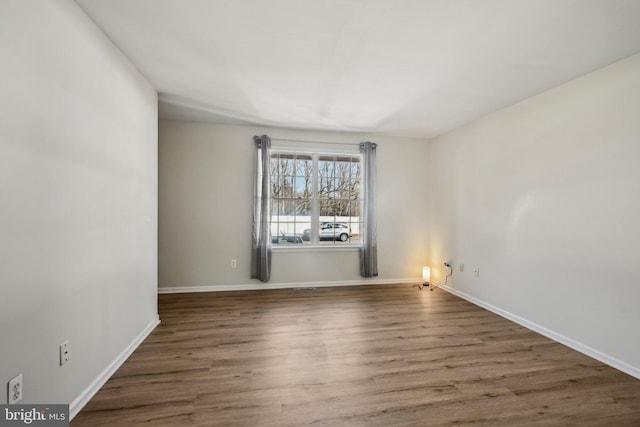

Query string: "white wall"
[[159, 122, 429, 290], [0, 0, 158, 411], [428, 53, 640, 377]]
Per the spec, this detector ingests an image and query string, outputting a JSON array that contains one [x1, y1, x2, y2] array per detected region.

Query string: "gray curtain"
[[359, 141, 378, 277], [251, 135, 272, 282]]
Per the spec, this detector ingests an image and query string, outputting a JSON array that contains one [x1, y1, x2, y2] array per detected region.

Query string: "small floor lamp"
[[422, 266, 431, 289]]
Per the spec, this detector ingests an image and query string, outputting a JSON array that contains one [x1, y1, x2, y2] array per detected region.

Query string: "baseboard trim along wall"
[[440, 285, 640, 380], [158, 278, 420, 294], [70, 316, 161, 420]]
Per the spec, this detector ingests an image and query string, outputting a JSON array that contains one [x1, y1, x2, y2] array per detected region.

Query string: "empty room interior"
[[2, 0, 640, 425]]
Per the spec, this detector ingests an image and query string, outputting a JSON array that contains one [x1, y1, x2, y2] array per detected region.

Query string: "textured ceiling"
[[76, 0, 640, 138]]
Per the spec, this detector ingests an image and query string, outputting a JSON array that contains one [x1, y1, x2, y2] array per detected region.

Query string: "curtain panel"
[[359, 141, 378, 277], [251, 135, 272, 282]]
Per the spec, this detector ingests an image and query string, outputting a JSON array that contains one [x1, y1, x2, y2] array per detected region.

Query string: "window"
[[270, 151, 361, 246]]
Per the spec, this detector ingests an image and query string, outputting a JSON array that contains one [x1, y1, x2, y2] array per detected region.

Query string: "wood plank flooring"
[[72, 285, 640, 426]]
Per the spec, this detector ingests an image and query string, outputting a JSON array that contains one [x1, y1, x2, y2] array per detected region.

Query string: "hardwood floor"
[[72, 285, 640, 426]]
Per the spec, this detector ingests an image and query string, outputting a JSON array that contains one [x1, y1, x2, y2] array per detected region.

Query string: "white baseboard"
[[440, 285, 640, 380], [70, 315, 161, 420], [158, 278, 420, 294]]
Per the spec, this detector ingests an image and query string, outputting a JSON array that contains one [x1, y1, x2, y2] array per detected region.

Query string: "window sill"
[[272, 244, 361, 253]]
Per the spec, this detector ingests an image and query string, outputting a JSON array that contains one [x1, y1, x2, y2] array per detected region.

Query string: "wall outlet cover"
[[60, 341, 70, 366], [8, 373, 23, 404]]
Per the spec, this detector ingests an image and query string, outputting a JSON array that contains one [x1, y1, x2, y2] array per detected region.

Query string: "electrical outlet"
[[231, 259, 237, 269], [60, 341, 70, 366], [8, 373, 23, 404], [460, 263, 464, 272], [473, 267, 480, 277]]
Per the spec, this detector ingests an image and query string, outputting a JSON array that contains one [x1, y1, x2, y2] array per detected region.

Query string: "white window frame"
[[270, 142, 362, 250]]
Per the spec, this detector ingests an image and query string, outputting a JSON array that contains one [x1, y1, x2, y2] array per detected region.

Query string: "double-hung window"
[[270, 150, 361, 246]]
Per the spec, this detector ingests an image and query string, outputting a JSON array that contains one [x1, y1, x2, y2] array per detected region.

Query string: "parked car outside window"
[[272, 234, 303, 244], [302, 223, 352, 242]]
